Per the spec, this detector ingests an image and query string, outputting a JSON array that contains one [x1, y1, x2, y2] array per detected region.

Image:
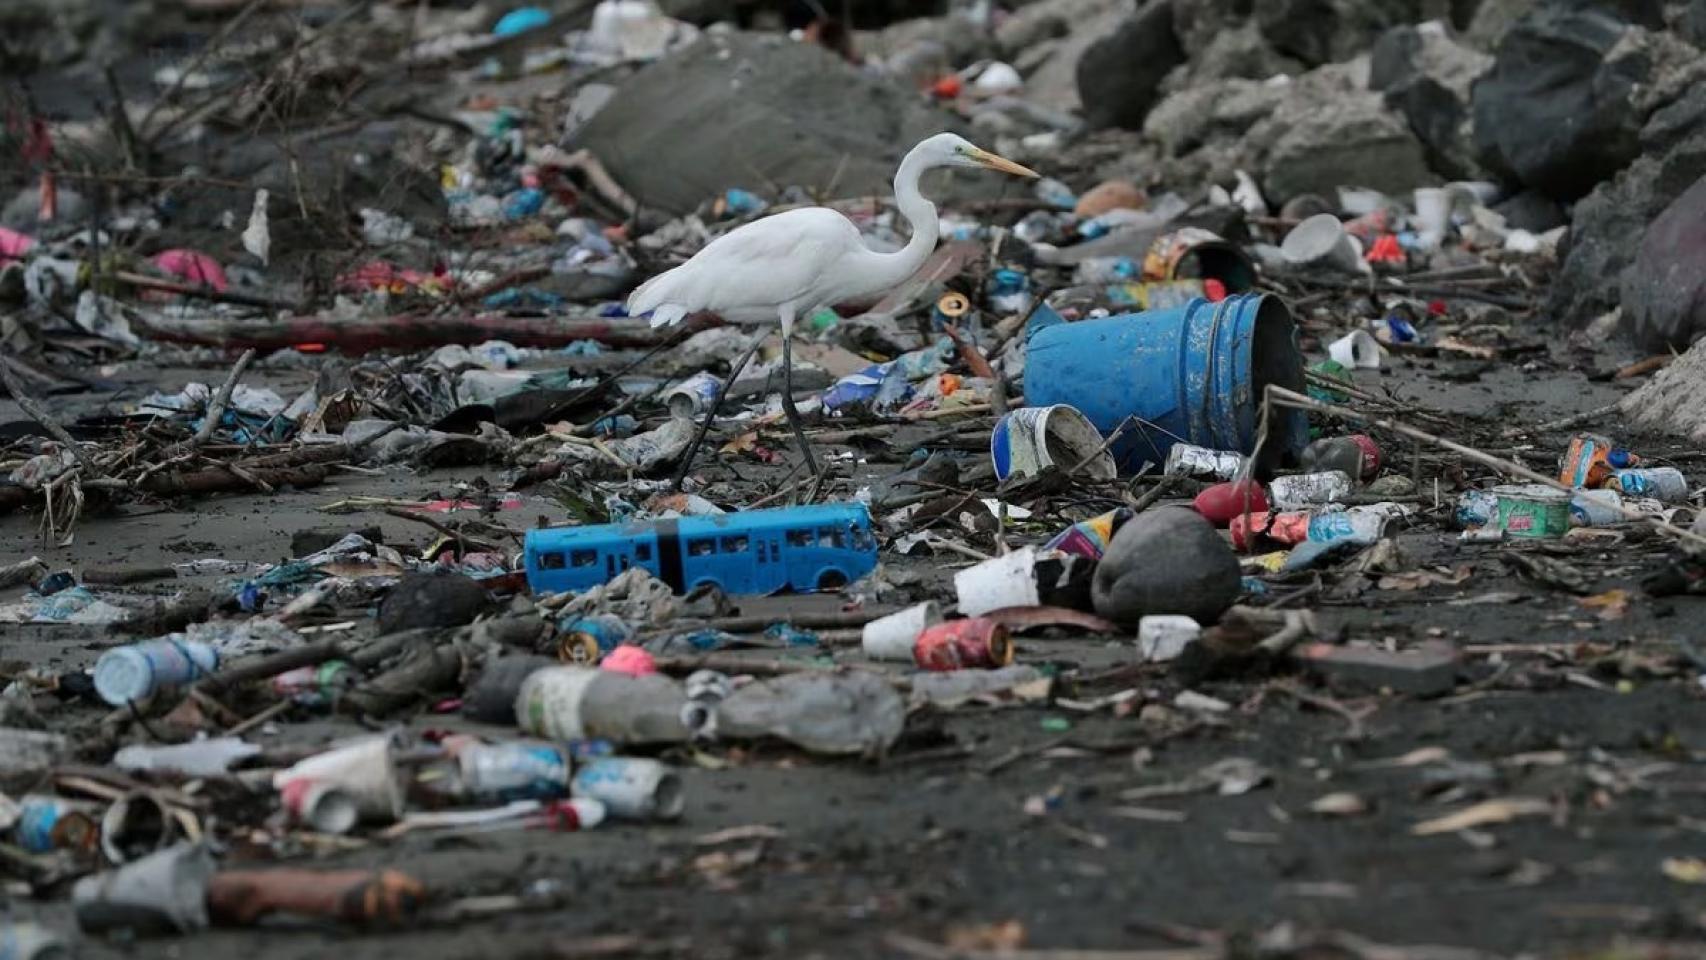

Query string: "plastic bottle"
[[92, 640, 218, 707], [570, 757, 684, 821], [1299, 435, 1381, 481], [1163, 443, 1246, 480], [515, 667, 715, 745], [713, 670, 904, 756], [457, 740, 573, 802], [113, 737, 261, 777]]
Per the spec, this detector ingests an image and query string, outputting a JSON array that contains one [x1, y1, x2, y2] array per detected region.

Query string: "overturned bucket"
[[1023, 294, 1308, 476], [990, 404, 1115, 482]]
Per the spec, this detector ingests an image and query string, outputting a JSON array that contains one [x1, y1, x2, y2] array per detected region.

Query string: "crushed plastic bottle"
[[713, 671, 904, 756]]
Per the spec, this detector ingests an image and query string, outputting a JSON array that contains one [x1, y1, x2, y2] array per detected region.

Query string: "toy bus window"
[[688, 539, 716, 556], [817, 527, 844, 548], [539, 552, 566, 570], [850, 525, 874, 550], [786, 529, 812, 547], [635, 543, 652, 561], [721, 536, 749, 553], [570, 549, 599, 567]]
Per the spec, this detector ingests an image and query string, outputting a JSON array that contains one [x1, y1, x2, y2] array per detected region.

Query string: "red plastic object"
[[1203, 278, 1227, 302], [932, 75, 963, 99], [153, 249, 229, 292], [1193, 480, 1270, 528], [1364, 234, 1405, 264]]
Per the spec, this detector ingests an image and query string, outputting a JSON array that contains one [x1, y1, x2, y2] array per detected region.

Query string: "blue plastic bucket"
[[1023, 294, 1308, 475]]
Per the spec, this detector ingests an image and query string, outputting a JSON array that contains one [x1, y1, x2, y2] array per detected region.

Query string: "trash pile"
[[4, 0, 1706, 956]]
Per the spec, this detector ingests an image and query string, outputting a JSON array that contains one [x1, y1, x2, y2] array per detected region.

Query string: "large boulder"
[[1260, 92, 1437, 202], [1074, 0, 1187, 130], [1370, 22, 1493, 180], [1548, 84, 1706, 328], [1688, 0, 1706, 47], [1470, 3, 1692, 200], [1620, 175, 1706, 352], [1254, 0, 1445, 68], [571, 32, 976, 215]]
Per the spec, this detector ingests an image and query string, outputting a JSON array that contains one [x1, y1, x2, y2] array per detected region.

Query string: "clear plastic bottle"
[[93, 640, 218, 707]]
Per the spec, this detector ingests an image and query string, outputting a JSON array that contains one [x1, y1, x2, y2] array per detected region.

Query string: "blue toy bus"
[[523, 503, 879, 596]]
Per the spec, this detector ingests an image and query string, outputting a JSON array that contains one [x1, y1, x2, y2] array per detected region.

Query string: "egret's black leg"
[[780, 333, 823, 486], [670, 325, 768, 492]]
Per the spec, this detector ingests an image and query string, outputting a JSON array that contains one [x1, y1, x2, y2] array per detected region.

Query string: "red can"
[[913, 618, 1013, 671]]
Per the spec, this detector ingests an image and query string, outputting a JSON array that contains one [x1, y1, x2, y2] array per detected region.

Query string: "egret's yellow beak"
[[970, 148, 1040, 178]]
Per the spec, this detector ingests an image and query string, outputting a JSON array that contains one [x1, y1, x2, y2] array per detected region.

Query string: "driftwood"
[[129, 310, 722, 353]]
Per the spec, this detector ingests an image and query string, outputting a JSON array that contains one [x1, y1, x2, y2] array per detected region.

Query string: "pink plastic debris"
[[153, 249, 230, 292], [0, 227, 35, 265], [599, 644, 657, 677]]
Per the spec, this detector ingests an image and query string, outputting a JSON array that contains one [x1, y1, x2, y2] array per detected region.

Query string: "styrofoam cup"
[[861, 602, 943, 661], [1281, 214, 1365, 274], [1328, 330, 1382, 369], [954, 547, 1041, 617], [272, 735, 403, 823]]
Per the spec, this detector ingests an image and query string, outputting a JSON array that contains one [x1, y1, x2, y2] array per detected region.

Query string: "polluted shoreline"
[[3, 0, 1706, 957]]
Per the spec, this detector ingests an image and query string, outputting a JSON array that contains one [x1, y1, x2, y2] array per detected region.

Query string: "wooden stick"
[[191, 348, 257, 448], [0, 357, 101, 476]]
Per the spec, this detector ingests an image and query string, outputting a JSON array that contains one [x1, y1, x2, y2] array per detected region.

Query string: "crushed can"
[[1163, 443, 1246, 480], [1492, 484, 1572, 538], [913, 618, 1013, 671], [457, 740, 572, 803], [663, 371, 722, 420], [1270, 471, 1353, 509], [1229, 510, 1310, 550], [557, 613, 632, 663], [1607, 467, 1688, 503], [13, 795, 98, 854]]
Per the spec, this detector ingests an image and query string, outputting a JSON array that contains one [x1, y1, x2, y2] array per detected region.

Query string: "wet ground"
[[5, 353, 1705, 958]]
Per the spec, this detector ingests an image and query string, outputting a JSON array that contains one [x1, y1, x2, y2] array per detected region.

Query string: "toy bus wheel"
[[816, 569, 848, 591]]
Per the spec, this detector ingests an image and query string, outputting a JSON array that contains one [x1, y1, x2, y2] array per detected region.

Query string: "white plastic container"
[[93, 640, 218, 707], [861, 602, 944, 661], [571, 757, 684, 821]]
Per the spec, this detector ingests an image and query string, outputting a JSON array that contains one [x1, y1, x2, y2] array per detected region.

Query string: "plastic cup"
[[953, 547, 1041, 617], [861, 602, 943, 661], [279, 779, 359, 835], [273, 736, 404, 823], [1412, 187, 1452, 244], [72, 842, 214, 936], [1327, 330, 1382, 369], [1281, 214, 1366, 274]]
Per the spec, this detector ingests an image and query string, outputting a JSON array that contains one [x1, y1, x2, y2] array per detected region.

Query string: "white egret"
[[628, 132, 1039, 484]]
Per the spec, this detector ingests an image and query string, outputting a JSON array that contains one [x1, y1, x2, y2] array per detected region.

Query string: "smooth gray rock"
[[1091, 507, 1240, 626]]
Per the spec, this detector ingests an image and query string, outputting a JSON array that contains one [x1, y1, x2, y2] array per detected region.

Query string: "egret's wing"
[[627, 209, 862, 324]]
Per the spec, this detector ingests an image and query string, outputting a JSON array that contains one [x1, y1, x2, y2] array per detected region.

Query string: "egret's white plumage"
[[630, 132, 1039, 479]]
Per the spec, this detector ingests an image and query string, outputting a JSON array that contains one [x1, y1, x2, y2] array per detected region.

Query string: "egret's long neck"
[[871, 146, 940, 290]]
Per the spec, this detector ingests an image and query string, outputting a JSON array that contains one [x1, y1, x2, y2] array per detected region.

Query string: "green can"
[[1493, 484, 1572, 538]]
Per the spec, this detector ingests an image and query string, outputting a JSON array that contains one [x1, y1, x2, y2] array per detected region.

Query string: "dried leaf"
[[1412, 797, 1551, 836], [945, 920, 1025, 951], [1579, 588, 1632, 620], [1309, 792, 1370, 817], [1662, 857, 1706, 884]]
